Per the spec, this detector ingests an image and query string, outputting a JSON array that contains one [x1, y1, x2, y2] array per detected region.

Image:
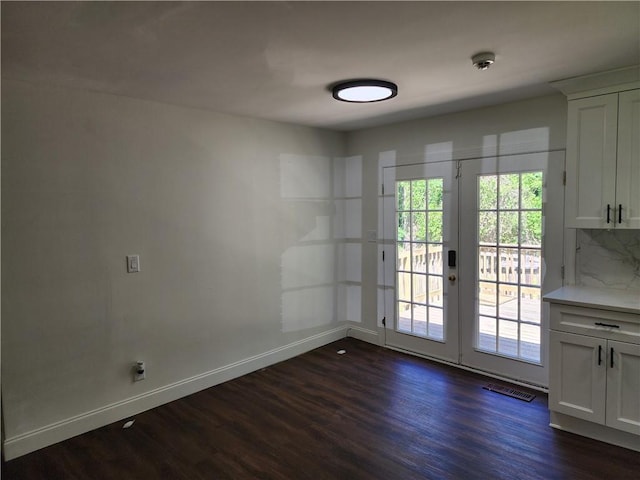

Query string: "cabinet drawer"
[[551, 304, 640, 344]]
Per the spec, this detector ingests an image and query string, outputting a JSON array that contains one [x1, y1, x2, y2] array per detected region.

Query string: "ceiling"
[[2, 1, 639, 131]]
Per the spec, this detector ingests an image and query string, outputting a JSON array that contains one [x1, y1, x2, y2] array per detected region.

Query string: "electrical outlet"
[[134, 361, 145, 381]]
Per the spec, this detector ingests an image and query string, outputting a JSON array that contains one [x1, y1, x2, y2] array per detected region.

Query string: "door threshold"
[[384, 343, 549, 393]]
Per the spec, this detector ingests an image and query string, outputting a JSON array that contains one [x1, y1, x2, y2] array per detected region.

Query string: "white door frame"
[[382, 161, 459, 364], [380, 151, 565, 388], [458, 151, 565, 386]]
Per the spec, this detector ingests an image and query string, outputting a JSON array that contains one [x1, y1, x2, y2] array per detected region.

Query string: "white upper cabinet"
[[565, 89, 640, 229], [616, 90, 640, 229], [553, 66, 640, 229], [565, 94, 618, 228]]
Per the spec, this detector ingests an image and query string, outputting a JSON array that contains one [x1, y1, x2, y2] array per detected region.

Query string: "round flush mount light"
[[331, 79, 398, 103], [472, 52, 495, 70]]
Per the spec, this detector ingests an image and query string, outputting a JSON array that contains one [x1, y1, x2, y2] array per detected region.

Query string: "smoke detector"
[[472, 52, 495, 70]]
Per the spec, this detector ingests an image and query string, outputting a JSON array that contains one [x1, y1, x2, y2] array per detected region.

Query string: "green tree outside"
[[397, 179, 443, 243], [398, 172, 541, 247]]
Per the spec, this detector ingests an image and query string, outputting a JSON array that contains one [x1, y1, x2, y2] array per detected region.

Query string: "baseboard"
[[550, 411, 640, 452], [3, 325, 348, 461], [345, 325, 379, 345]]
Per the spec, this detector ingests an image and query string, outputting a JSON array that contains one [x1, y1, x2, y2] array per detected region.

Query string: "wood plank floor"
[[3, 338, 640, 479]]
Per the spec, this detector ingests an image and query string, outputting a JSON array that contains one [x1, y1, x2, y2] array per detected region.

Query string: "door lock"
[[448, 274, 457, 282]]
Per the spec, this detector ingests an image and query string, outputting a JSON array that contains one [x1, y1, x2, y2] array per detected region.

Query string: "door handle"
[[598, 345, 602, 366], [610, 347, 615, 368], [448, 274, 456, 282], [595, 322, 620, 329], [618, 204, 622, 224], [607, 204, 611, 224]]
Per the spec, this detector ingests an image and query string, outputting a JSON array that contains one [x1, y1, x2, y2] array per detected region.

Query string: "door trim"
[[382, 161, 459, 364], [458, 151, 565, 387]]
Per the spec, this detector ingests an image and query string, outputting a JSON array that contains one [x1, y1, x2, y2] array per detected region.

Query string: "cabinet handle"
[[595, 322, 620, 329], [610, 347, 615, 368], [618, 204, 622, 224], [607, 204, 611, 224], [598, 345, 602, 366]]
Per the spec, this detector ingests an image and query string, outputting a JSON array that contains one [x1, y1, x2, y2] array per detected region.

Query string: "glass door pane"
[[476, 172, 543, 363], [395, 178, 445, 341]]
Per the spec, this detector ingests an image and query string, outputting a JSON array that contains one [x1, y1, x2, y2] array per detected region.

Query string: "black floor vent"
[[483, 383, 536, 402]]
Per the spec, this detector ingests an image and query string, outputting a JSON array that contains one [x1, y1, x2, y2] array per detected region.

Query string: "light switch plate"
[[126, 255, 140, 273]]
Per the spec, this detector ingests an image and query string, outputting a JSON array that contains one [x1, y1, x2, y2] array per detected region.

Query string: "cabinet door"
[[606, 340, 640, 435], [615, 89, 640, 229], [549, 331, 606, 424], [565, 94, 618, 228]]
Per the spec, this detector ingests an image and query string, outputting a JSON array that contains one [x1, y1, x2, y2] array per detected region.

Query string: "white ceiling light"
[[332, 79, 398, 103], [472, 52, 496, 70]]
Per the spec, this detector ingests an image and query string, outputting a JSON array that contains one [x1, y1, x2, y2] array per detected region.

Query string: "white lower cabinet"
[[547, 300, 640, 449], [550, 331, 640, 435], [606, 340, 640, 434]]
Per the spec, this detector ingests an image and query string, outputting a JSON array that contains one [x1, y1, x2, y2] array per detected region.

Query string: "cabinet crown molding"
[[550, 65, 639, 99]]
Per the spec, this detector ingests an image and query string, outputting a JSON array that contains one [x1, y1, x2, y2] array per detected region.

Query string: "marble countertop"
[[544, 286, 640, 315]]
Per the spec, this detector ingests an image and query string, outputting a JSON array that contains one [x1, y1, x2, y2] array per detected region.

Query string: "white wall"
[[1, 80, 570, 458], [345, 93, 568, 339], [1, 79, 348, 457]]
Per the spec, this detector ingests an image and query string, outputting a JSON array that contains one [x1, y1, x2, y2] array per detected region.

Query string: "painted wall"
[[345, 93, 568, 339], [2, 80, 570, 458], [1, 79, 348, 457]]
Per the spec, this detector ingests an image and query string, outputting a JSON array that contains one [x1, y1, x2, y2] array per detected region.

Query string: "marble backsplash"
[[575, 229, 640, 290]]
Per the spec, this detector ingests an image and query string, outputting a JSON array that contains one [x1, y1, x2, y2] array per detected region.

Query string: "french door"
[[382, 161, 459, 363], [382, 151, 564, 386]]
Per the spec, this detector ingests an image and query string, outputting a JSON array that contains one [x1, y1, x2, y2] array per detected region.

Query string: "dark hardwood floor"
[[3, 338, 640, 479]]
